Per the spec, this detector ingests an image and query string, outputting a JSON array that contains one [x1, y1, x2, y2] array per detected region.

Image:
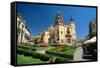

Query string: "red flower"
[[40, 43, 48, 47]]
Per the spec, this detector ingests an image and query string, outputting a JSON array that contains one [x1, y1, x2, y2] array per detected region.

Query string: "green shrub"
[[55, 57, 70, 63], [31, 52, 52, 61], [17, 47, 71, 63], [17, 47, 52, 61], [17, 46, 30, 50], [17, 46, 36, 51], [46, 50, 73, 59], [17, 48, 25, 54], [24, 50, 33, 56], [31, 48, 37, 51], [39, 54, 52, 61]]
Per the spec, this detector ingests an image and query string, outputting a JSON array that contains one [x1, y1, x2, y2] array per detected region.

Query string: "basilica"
[[40, 11, 77, 46]]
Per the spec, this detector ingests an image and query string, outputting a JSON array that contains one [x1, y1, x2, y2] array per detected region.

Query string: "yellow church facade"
[[41, 11, 77, 46]]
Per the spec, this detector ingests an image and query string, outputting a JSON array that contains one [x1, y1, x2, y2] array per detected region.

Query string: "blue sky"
[[17, 3, 96, 39]]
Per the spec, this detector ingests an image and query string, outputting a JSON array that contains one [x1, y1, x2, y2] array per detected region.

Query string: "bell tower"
[[69, 17, 75, 29], [68, 17, 77, 45], [55, 11, 64, 26], [53, 11, 66, 45]]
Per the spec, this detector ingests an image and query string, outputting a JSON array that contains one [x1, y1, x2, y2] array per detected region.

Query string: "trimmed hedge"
[[17, 47, 52, 61], [32, 52, 52, 61], [17, 48, 25, 55], [46, 50, 73, 59], [17, 46, 36, 51], [55, 57, 70, 63], [17, 48, 71, 63], [45, 46, 78, 60]]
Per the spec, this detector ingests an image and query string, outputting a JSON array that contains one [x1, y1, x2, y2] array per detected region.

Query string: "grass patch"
[[17, 54, 45, 65], [46, 46, 78, 59], [48, 46, 77, 55]]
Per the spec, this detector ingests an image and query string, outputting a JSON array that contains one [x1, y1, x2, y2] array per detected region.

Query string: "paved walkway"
[[73, 46, 89, 61], [36, 47, 53, 54], [36, 46, 90, 61]]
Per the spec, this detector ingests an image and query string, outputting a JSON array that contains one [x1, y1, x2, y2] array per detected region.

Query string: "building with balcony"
[[17, 14, 32, 45]]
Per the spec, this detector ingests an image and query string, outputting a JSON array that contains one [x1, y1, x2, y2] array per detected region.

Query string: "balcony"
[[25, 33, 31, 40], [66, 34, 72, 37]]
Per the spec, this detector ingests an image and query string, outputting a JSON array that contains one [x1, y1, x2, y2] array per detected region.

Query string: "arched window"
[[68, 39, 70, 43], [61, 39, 64, 42], [57, 37, 59, 41], [61, 31, 63, 34], [18, 20, 21, 27]]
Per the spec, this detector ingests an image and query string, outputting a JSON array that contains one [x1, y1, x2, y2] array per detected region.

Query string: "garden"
[[17, 44, 78, 65], [46, 46, 78, 60]]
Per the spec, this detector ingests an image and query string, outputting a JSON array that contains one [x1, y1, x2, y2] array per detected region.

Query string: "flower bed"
[[40, 43, 48, 47]]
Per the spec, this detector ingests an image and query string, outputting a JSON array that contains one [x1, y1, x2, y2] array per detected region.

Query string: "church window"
[[22, 25, 24, 28], [68, 39, 70, 43], [57, 29, 59, 34], [61, 31, 63, 34], [61, 39, 64, 42], [58, 16, 61, 19], [67, 31, 70, 34], [57, 38, 59, 41], [18, 20, 21, 27]]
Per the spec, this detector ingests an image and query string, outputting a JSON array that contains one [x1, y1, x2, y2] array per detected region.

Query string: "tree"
[[34, 38, 41, 44]]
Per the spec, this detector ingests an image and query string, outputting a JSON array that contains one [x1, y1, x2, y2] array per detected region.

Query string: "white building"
[[17, 14, 32, 45]]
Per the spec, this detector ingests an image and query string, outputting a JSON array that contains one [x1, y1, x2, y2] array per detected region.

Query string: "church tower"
[[55, 11, 64, 26], [68, 17, 77, 45], [40, 12, 77, 46], [53, 11, 67, 45]]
